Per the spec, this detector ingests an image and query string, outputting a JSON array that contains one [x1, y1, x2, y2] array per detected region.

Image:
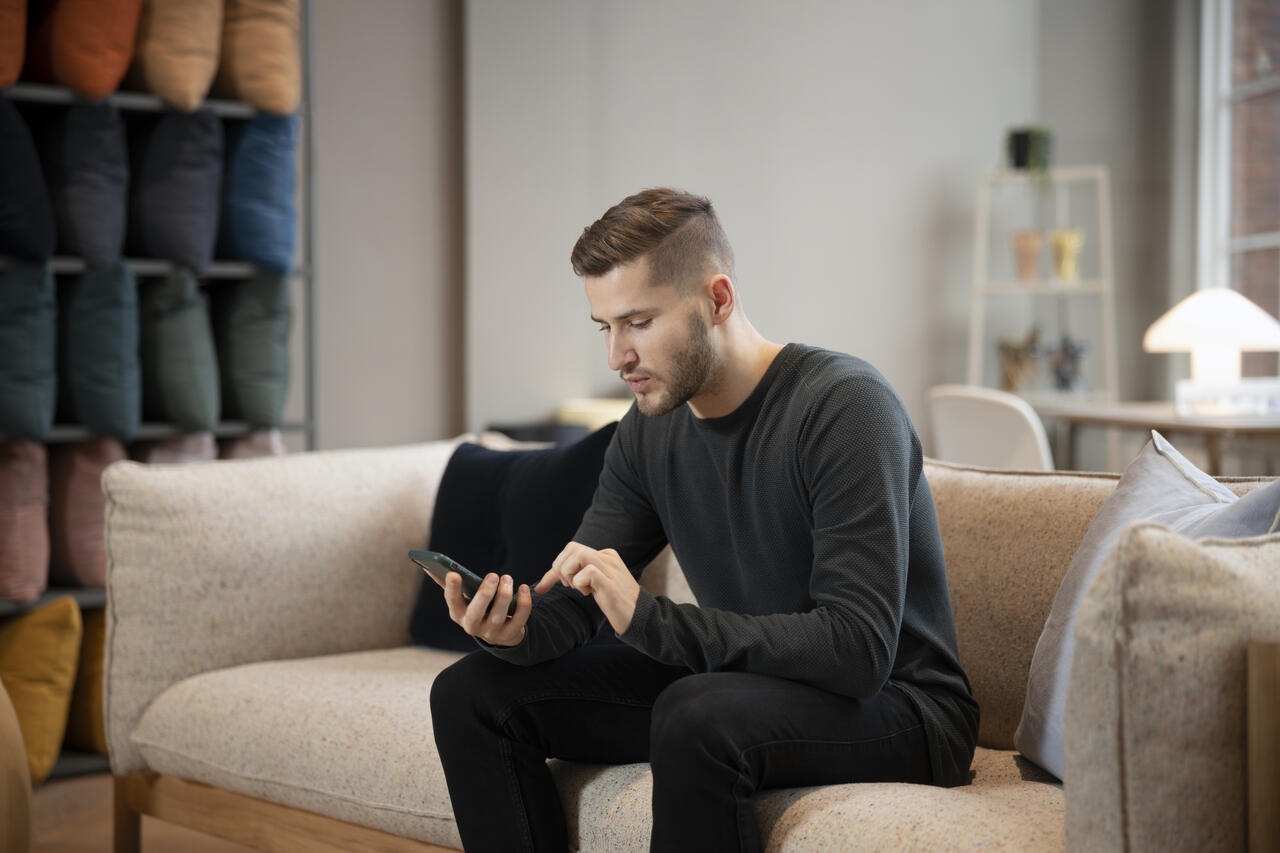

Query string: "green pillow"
[[58, 262, 140, 442], [0, 264, 56, 441], [211, 272, 291, 428], [139, 268, 219, 432]]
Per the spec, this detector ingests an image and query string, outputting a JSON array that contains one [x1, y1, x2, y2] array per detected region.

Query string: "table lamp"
[[1143, 288, 1280, 415]]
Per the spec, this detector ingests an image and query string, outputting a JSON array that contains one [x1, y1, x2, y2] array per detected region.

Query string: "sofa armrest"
[[104, 438, 467, 775], [1249, 639, 1280, 853]]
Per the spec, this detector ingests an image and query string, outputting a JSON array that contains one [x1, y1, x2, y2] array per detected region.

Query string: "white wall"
[[308, 0, 464, 449], [464, 0, 1042, 435]]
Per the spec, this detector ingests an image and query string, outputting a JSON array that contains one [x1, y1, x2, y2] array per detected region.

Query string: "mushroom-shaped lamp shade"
[[1142, 288, 1280, 385]]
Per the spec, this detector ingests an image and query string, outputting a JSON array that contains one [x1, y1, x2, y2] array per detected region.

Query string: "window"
[[1199, 0, 1280, 376]]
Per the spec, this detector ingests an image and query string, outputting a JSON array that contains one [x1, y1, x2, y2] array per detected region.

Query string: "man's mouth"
[[624, 375, 651, 393]]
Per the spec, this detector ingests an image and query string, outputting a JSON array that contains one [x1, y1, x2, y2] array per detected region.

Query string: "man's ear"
[[704, 274, 735, 326]]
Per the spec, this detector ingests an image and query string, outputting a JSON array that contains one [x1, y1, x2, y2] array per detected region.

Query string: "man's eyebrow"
[[590, 308, 656, 324]]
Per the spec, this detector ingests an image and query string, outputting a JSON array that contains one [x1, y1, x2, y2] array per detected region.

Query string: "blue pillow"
[[0, 263, 57, 440], [217, 113, 298, 272], [57, 262, 140, 441], [409, 423, 618, 651], [128, 109, 223, 274], [39, 103, 129, 264], [0, 99, 55, 260]]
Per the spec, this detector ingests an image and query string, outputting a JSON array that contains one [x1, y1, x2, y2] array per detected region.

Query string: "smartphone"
[[408, 549, 517, 617]]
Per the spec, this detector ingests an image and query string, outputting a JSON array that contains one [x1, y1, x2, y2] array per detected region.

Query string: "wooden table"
[[1026, 397, 1280, 475]]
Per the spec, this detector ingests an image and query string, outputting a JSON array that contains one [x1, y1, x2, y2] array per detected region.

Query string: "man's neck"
[[688, 333, 785, 420]]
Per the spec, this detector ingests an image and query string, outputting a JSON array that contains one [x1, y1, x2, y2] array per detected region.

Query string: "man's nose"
[[607, 335, 635, 372]]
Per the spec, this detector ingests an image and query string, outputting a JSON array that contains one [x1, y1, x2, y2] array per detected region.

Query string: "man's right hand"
[[437, 571, 532, 647]]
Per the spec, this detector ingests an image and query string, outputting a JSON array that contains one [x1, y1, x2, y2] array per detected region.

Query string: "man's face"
[[585, 258, 719, 417]]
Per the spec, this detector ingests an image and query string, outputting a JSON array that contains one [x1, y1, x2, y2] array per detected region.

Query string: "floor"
[[32, 773, 254, 853]]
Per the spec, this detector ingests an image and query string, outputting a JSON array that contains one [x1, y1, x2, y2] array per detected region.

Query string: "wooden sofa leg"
[[113, 775, 141, 853], [1248, 640, 1280, 853]]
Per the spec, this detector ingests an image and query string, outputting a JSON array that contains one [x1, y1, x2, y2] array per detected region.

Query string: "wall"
[[464, 0, 1042, 436], [308, 0, 464, 449]]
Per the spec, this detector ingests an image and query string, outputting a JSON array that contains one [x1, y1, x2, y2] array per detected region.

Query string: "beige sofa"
[[102, 437, 1280, 852]]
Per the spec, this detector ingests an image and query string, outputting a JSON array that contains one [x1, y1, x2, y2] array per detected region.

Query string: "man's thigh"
[[649, 672, 933, 788], [434, 643, 692, 765]]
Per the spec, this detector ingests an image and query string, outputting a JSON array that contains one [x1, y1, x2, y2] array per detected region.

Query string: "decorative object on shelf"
[[49, 438, 125, 588], [0, 440, 50, 604], [130, 0, 224, 112], [1011, 229, 1043, 283], [0, 263, 57, 442], [218, 112, 299, 272], [220, 428, 285, 459], [1047, 333, 1088, 393], [998, 327, 1040, 393], [1143, 288, 1280, 416], [1049, 228, 1085, 282], [1006, 126, 1052, 184], [215, 0, 302, 116]]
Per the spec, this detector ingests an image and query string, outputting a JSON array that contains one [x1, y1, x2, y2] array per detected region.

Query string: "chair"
[[927, 384, 1054, 471]]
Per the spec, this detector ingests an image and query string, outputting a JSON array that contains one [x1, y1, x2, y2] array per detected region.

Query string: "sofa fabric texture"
[[1018, 430, 1280, 779], [1065, 524, 1280, 852]]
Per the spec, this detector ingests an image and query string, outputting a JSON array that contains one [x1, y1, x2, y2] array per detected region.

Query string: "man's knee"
[[649, 674, 739, 770]]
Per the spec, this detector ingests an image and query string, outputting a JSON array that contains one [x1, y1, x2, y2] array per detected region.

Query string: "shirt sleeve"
[[617, 376, 920, 699], [482, 408, 670, 667]]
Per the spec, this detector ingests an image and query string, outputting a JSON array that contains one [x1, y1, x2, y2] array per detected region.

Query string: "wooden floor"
[[33, 773, 255, 853]]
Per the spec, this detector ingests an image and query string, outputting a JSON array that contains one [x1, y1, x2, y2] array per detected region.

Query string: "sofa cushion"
[[130, 0, 223, 112], [410, 424, 617, 651], [922, 459, 1119, 751], [131, 647, 467, 849], [1065, 523, 1280, 852], [129, 646, 1066, 852], [210, 272, 292, 428], [1017, 431, 1280, 779], [0, 596, 82, 783], [138, 268, 221, 432]]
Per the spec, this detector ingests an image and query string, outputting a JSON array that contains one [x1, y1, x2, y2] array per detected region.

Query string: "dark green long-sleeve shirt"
[[486, 343, 979, 786]]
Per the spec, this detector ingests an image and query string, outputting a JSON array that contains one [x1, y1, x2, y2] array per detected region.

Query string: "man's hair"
[[570, 188, 735, 289]]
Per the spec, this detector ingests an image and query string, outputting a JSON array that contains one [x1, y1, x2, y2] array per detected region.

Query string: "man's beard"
[[633, 310, 719, 417]]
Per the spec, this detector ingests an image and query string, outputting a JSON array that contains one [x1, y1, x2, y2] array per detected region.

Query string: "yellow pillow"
[[0, 597, 82, 783], [131, 0, 223, 112], [64, 606, 108, 755]]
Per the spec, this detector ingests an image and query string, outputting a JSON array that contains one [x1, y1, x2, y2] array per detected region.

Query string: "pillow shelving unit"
[[0, 9, 315, 781]]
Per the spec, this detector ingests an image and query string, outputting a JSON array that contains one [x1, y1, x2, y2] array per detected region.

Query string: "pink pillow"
[[49, 438, 126, 589], [0, 441, 49, 604]]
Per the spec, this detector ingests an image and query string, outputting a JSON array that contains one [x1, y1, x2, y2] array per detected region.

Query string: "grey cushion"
[[0, 263, 57, 441], [38, 103, 129, 264], [139, 268, 220, 432], [1016, 430, 1280, 779], [58, 262, 140, 442], [210, 272, 291, 428]]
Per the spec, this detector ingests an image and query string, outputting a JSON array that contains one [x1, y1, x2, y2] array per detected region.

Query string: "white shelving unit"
[[967, 165, 1119, 404]]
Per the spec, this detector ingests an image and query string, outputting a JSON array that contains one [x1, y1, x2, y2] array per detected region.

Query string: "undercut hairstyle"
[[570, 188, 735, 290]]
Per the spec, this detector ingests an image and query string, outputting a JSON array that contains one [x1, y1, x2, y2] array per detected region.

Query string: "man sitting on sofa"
[[429, 188, 979, 852]]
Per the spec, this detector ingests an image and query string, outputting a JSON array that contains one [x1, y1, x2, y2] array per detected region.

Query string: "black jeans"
[[430, 643, 933, 853]]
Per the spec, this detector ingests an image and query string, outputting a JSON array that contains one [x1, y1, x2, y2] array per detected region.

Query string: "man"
[[430, 188, 978, 852]]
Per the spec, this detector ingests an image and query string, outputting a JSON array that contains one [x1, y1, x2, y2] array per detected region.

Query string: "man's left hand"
[[536, 543, 639, 635]]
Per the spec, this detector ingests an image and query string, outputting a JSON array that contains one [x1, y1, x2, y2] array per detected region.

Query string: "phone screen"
[[408, 550, 516, 617]]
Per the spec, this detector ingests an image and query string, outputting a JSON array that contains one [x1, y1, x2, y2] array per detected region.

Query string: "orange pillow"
[[131, 0, 222, 112], [37, 0, 144, 100], [214, 0, 301, 115], [64, 605, 107, 754], [0, 597, 82, 784], [0, 0, 24, 88]]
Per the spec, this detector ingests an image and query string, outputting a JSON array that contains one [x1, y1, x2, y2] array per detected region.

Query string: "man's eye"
[[630, 319, 651, 330], [598, 325, 610, 333]]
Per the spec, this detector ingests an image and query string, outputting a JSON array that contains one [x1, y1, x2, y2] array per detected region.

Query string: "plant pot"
[[1007, 127, 1052, 171]]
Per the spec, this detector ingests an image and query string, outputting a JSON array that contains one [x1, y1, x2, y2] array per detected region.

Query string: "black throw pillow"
[[409, 422, 618, 651], [0, 99, 55, 260]]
